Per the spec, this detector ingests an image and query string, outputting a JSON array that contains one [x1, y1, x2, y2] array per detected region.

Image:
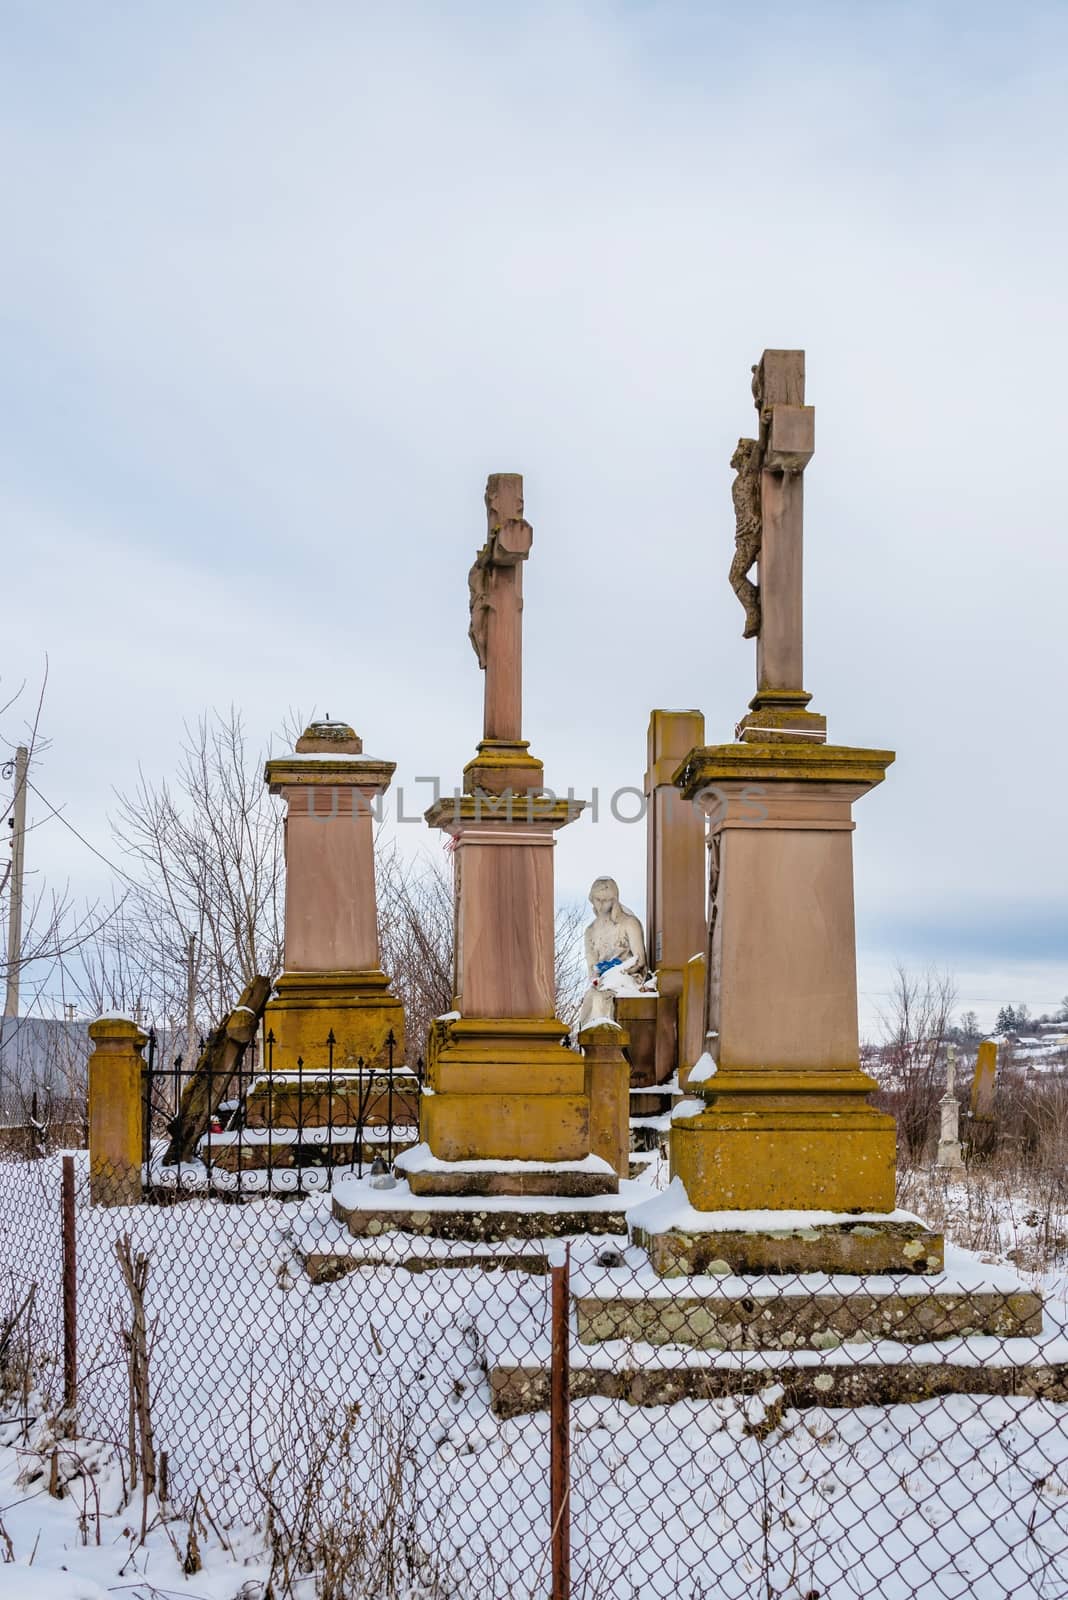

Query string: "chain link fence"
[[1, 1149, 1066, 1598]]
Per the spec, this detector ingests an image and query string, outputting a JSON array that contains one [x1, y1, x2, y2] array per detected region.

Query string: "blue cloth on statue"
[[595, 957, 623, 977]]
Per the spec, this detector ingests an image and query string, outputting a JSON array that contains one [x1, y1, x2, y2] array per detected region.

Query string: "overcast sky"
[[2, 1, 1066, 1035]]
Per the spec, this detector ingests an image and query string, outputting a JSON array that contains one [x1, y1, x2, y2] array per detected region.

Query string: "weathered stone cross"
[[468, 473, 532, 746], [731, 350, 826, 743]]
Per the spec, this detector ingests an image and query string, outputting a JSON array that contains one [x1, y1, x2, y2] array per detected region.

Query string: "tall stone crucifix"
[[464, 473, 545, 795], [668, 348, 906, 1236], [413, 473, 605, 1199], [730, 350, 826, 744]]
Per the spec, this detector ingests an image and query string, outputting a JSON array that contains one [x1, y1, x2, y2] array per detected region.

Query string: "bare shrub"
[[873, 965, 957, 1163], [897, 1081, 1068, 1276], [377, 845, 455, 1063], [0, 1275, 41, 1430], [253, 1387, 463, 1599], [115, 1235, 157, 1541]]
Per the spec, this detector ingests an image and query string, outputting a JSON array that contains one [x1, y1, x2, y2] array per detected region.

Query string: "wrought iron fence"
[[0, 1150, 1066, 1597], [140, 1029, 422, 1198]]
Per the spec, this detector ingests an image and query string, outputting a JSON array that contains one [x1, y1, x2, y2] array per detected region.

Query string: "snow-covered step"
[[489, 1347, 1068, 1417]]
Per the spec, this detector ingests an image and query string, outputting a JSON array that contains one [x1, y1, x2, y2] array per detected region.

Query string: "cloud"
[[2, 1, 1066, 1027]]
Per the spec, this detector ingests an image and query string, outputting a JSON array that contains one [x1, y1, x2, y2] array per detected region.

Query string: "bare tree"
[[1, 668, 112, 1008], [377, 844, 454, 1062], [377, 841, 592, 1060], [553, 898, 587, 1029], [101, 710, 285, 1042], [874, 964, 957, 1164]]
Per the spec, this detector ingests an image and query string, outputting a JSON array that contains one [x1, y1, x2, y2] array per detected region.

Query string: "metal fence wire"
[[0, 1148, 1066, 1599]]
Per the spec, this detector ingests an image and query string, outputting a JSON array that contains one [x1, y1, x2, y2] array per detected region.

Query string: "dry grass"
[[897, 1083, 1068, 1276]]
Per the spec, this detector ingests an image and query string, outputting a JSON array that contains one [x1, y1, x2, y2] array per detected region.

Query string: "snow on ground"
[[0, 1424, 268, 1598], [0, 1153, 1065, 1598]]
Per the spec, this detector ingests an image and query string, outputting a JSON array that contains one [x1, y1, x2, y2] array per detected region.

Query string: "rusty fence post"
[[549, 1241, 571, 1600], [61, 1154, 77, 1411]]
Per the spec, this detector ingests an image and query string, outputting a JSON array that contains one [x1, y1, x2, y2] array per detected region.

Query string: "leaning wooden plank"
[[162, 976, 272, 1167]]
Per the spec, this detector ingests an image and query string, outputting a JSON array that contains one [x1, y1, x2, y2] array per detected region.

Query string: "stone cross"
[[731, 351, 824, 743], [936, 1043, 965, 1170], [945, 1043, 958, 1095], [468, 474, 532, 745]]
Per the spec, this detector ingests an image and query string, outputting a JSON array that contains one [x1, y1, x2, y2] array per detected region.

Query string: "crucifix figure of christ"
[[468, 473, 532, 746], [729, 350, 825, 744]]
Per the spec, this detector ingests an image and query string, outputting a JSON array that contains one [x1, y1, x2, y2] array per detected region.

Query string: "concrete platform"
[[571, 1240, 1041, 1348]]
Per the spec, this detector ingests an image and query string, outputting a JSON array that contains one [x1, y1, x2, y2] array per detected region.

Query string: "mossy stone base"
[[245, 1069, 420, 1131], [671, 1102, 897, 1213], [304, 1249, 551, 1283], [634, 1218, 944, 1278], [265, 971, 405, 1071]]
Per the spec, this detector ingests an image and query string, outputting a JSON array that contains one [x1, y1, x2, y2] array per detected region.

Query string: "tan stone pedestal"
[[579, 1021, 630, 1181], [264, 720, 404, 1069], [409, 791, 609, 1196], [671, 741, 897, 1216]]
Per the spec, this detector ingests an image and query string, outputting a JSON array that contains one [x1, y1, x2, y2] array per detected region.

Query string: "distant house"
[[0, 1016, 90, 1120]]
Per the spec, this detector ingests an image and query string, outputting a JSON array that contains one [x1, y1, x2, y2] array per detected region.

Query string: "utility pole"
[[4, 745, 28, 1019]]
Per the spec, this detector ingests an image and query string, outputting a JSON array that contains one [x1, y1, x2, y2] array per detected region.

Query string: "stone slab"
[[331, 1175, 633, 1243], [406, 1167, 617, 1198], [632, 1217, 945, 1277], [304, 1248, 550, 1283], [489, 1359, 1068, 1419], [333, 1200, 628, 1241], [574, 1283, 1042, 1350]]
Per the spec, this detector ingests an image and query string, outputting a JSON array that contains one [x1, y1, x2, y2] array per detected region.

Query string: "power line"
[[25, 781, 180, 918]]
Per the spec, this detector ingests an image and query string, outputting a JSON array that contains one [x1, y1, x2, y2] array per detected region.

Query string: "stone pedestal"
[[411, 791, 603, 1196], [579, 1021, 630, 1180], [408, 471, 621, 1199], [614, 995, 657, 1086], [88, 1015, 145, 1206], [671, 741, 897, 1218], [264, 720, 404, 1069]]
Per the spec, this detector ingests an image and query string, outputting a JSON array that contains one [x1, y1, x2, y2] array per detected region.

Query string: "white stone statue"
[[574, 877, 651, 1034]]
